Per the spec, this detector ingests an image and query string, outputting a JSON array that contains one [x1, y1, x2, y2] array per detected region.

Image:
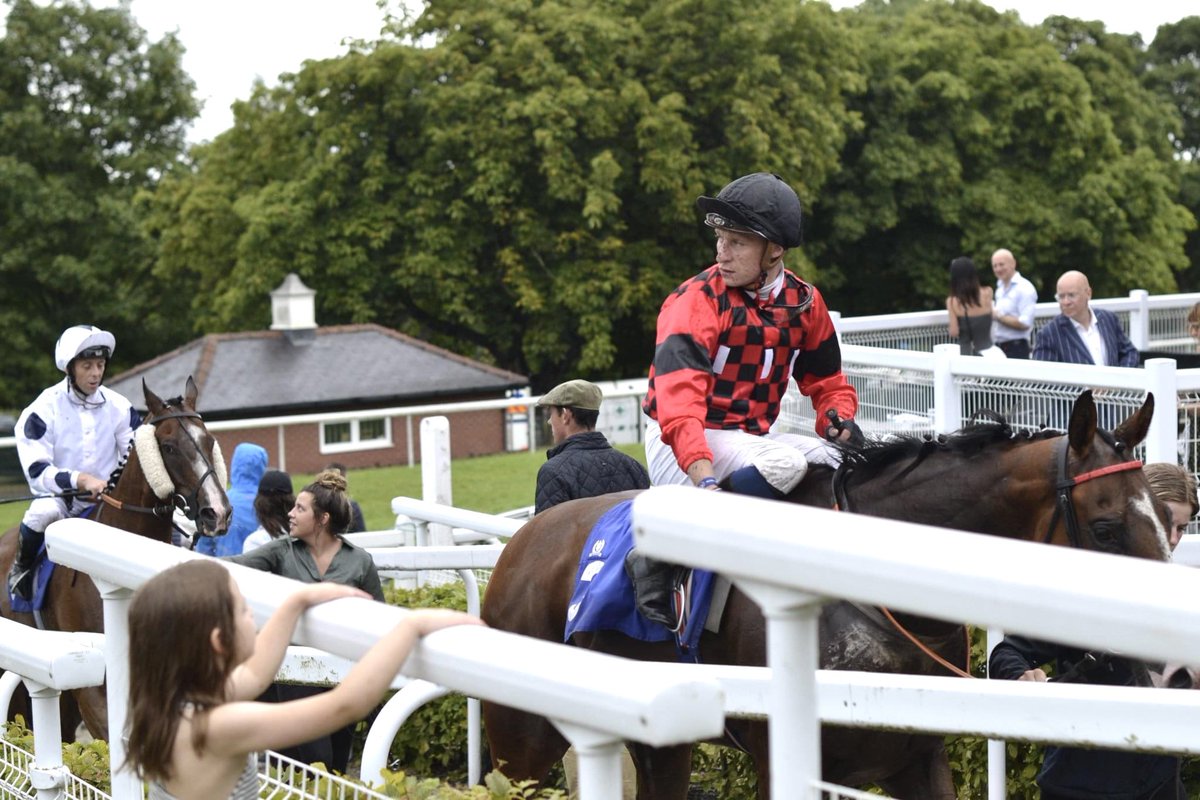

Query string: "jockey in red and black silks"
[[642, 264, 857, 479]]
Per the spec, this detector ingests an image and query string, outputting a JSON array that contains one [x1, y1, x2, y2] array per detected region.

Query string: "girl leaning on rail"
[[124, 558, 481, 800]]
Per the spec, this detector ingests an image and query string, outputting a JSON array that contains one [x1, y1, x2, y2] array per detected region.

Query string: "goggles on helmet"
[[77, 346, 111, 361], [703, 212, 766, 240]]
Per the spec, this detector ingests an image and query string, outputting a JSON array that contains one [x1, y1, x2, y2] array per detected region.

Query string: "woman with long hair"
[[946, 256, 1001, 357], [125, 559, 479, 799]]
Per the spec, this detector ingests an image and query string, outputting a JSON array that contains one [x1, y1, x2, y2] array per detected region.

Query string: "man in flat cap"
[[534, 379, 649, 514]]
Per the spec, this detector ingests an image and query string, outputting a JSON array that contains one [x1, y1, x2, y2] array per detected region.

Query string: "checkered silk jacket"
[[642, 265, 858, 473]]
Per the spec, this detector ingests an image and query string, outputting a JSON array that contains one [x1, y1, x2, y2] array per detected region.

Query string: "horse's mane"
[[837, 413, 1065, 482]]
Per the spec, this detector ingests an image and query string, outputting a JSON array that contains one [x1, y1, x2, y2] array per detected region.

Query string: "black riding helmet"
[[696, 172, 803, 249]]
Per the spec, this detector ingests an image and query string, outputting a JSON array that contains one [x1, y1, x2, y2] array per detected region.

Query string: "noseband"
[[1041, 435, 1143, 548], [99, 408, 221, 528]]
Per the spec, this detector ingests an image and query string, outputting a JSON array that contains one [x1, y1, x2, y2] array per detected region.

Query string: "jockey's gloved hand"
[[824, 410, 865, 447]]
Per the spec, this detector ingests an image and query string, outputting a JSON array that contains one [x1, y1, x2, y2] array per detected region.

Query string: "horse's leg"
[[874, 738, 956, 800], [481, 701, 568, 784], [626, 742, 692, 800]]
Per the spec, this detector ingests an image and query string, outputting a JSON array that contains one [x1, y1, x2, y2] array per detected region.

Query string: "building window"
[[320, 417, 391, 454]]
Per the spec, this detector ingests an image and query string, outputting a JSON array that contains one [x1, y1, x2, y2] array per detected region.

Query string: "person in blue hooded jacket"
[[196, 442, 267, 557]]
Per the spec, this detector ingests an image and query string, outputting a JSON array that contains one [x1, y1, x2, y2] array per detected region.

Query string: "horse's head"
[[1051, 390, 1171, 561], [140, 377, 232, 538]]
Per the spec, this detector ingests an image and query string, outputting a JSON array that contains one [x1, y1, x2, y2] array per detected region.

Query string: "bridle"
[[1041, 434, 1143, 548], [98, 408, 223, 529], [831, 430, 1144, 680]]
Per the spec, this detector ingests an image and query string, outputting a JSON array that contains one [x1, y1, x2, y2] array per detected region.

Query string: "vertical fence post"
[[1143, 359, 1179, 464], [1129, 289, 1150, 350], [27, 681, 69, 800], [420, 417, 454, 550], [932, 344, 961, 434], [96, 579, 138, 800], [986, 627, 1007, 800]]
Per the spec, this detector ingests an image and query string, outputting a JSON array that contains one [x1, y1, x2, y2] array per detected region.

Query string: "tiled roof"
[[107, 324, 527, 417]]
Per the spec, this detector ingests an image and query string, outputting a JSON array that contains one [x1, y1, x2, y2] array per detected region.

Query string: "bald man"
[[1031, 271, 1139, 367], [990, 248, 1038, 358]]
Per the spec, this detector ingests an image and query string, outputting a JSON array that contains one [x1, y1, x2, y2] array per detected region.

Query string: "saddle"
[[563, 500, 721, 660]]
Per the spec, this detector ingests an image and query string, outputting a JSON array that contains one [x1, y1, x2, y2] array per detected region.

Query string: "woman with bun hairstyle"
[[225, 469, 383, 772]]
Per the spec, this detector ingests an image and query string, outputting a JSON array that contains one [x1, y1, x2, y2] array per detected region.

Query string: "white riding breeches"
[[22, 495, 91, 533], [644, 417, 841, 493]]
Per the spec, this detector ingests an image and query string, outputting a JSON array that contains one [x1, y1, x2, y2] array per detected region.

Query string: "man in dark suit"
[[1032, 270, 1139, 367]]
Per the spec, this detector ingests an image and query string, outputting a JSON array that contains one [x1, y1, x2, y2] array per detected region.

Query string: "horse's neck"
[[849, 444, 1048, 539], [96, 449, 173, 543]]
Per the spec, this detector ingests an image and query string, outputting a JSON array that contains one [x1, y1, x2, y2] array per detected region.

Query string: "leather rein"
[[831, 434, 1143, 680], [97, 409, 222, 525]]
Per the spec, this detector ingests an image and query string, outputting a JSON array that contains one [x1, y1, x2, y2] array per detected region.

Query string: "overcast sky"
[[102, 0, 1200, 145]]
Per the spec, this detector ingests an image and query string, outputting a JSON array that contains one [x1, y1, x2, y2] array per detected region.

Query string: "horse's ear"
[[143, 379, 165, 419], [1067, 390, 1097, 458], [1113, 393, 1155, 451], [184, 376, 199, 410]]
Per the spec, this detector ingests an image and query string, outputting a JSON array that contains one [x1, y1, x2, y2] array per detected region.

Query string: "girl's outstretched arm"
[[207, 609, 483, 756], [229, 582, 371, 701]]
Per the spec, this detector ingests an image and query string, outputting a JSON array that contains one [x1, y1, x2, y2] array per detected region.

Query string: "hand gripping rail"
[[47, 518, 725, 799]]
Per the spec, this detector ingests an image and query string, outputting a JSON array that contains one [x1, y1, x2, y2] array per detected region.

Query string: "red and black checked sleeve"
[[649, 274, 723, 474], [794, 288, 858, 435]]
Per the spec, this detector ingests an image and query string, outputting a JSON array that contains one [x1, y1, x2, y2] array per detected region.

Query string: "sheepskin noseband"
[[135, 424, 228, 499]]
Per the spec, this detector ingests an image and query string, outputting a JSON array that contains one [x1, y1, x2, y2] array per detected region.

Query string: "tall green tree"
[[1144, 16, 1200, 288], [144, 0, 863, 388], [0, 0, 197, 408], [809, 0, 1193, 314]]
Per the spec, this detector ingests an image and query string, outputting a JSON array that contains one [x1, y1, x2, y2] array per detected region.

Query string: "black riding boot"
[[8, 523, 45, 601], [625, 550, 683, 629]]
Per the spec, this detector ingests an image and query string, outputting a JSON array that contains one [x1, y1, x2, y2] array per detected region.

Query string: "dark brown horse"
[[481, 391, 1170, 799], [0, 377, 230, 738]]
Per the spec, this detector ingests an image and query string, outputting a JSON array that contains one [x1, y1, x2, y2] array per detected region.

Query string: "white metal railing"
[[45, 519, 726, 800], [0, 621, 105, 800], [632, 485, 1200, 799]]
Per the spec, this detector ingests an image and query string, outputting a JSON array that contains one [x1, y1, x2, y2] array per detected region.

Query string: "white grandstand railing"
[[632, 485, 1200, 800], [45, 519, 727, 800]]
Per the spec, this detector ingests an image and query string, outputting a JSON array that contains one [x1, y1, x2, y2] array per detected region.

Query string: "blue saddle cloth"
[[563, 499, 715, 658], [9, 547, 56, 614]]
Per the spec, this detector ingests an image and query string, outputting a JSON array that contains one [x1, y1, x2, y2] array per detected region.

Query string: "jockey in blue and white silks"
[[8, 325, 140, 600]]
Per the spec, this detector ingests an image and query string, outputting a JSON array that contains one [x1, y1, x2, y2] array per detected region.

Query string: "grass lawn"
[[0, 442, 649, 535]]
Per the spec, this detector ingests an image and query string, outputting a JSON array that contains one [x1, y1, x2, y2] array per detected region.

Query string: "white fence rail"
[[44, 518, 726, 800], [633, 485, 1200, 799]]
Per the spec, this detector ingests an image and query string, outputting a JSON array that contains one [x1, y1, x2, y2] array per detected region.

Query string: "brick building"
[[106, 274, 528, 474]]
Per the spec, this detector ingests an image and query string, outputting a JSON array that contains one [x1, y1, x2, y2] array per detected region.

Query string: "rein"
[[831, 432, 1142, 680], [1042, 435, 1143, 547]]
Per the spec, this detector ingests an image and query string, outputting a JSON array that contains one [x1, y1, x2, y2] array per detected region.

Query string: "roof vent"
[[270, 273, 317, 344]]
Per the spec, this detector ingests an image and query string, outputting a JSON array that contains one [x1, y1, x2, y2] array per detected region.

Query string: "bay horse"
[[0, 377, 231, 739], [481, 390, 1171, 799]]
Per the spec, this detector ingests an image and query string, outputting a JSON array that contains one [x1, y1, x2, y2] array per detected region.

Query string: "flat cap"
[[537, 379, 603, 411]]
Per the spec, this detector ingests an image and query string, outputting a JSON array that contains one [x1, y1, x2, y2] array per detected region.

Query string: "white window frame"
[[319, 416, 392, 454]]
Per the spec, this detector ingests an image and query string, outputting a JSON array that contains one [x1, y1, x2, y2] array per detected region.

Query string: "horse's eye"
[[1090, 519, 1124, 551], [160, 443, 177, 456]]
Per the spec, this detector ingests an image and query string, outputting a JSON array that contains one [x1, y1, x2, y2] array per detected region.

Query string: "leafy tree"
[[809, 0, 1194, 314], [0, 0, 197, 408], [1144, 16, 1200, 289], [143, 0, 863, 387]]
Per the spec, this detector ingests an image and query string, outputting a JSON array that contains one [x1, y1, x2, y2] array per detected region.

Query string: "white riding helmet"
[[54, 325, 116, 373]]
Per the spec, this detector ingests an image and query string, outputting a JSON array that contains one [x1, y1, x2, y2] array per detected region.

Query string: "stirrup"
[[669, 570, 693, 635], [8, 565, 34, 601]]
